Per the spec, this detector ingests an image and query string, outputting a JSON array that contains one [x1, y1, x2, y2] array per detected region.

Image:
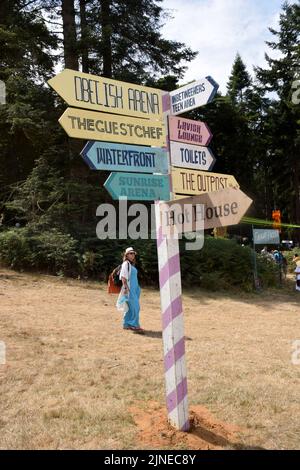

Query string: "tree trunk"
[[101, 0, 112, 77], [79, 0, 89, 73], [62, 0, 79, 70]]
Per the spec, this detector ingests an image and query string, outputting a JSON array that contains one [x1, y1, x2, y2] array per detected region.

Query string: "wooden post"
[[154, 92, 189, 431]]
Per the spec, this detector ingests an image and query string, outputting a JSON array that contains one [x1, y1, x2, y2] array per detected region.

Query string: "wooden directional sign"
[[81, 141, 168, 174], [168, 116, 212, 146], [172, 168, 239, 196], [104, 172, 170, 201], [59, 108, 166, 146], [169, 76, 219, 115], [48, 69, 163, 120], [170, 141, 215, 172], [160, 188, 253, 234]]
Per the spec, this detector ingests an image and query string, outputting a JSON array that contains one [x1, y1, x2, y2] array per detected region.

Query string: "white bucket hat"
[[125, 247, 136, 255]]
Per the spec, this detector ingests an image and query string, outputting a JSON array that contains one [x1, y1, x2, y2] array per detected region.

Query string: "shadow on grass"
[[188, 419, 266, 450], [182, 278, 300, 310], [143, 330, 193, 340]]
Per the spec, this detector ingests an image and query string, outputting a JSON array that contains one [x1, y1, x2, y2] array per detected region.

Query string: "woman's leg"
[[123, 288, 140, 328]]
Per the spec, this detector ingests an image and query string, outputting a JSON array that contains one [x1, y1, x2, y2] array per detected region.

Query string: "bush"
[[0, 228, 31, 269], [0, 229, 279, 291], [0, 228, 79, 275], [180, 236, 278, 291]]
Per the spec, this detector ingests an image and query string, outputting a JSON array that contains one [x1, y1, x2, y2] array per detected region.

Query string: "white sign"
[[169, 76, 219, 115], [170, 141, 215, 171], [253, 229, 280, 245]]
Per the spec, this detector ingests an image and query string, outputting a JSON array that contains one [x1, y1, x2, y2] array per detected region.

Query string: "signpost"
[[170, 141, 215, 172], [168, 116, 212, 146], [48, 68, 163, 120], [104, 172, 170, 201], [159, 188, 253, 235], [155, 92, 189, 432], [169, 76, 219, 115], [59, 108, 165, 146], [49, 68, 252, 434], [81, 141, 168, 174], [171, 168, 239, 196]]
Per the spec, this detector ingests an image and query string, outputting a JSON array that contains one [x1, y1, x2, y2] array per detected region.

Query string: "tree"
[[78, 0, 197, 82], [62, 0, 79, 70], [255, 1, 300, 233], [227, 53, 252, 104]]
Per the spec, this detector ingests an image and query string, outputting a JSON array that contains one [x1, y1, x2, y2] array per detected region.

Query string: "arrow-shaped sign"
[[59, 107, 166, 146], [48, 68, 163, 120], [171, 168, 239, 196], [169, 76, 219, 115], [160, 188, 253, 234], [170, 141, 215, 172], [168, 116, 212, 146], [104, 172, 170, 201], [81, 141, 168, 174]]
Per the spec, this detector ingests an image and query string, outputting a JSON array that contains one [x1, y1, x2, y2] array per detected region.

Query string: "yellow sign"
[[59, 107, 166, 146], [171, 168, 239, 196], [48, 69, 163, 120]]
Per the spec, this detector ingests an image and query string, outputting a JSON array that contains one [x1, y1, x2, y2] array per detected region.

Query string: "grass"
[[0, 268, 299, 449]]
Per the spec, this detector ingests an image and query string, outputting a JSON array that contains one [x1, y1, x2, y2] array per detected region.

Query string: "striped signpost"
[[49, 68, 224, 433], [155, 92, 190, 431]]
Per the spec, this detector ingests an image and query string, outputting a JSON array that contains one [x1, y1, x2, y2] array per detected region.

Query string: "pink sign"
[[168, 116, 212, 147]]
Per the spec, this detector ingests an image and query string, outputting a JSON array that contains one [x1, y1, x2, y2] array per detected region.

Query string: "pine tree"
[[255, 1, 300, 232], [227, 53, 251, 104]]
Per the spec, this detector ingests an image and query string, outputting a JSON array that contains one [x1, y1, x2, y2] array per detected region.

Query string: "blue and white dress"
[[116, 261, 141, 328]]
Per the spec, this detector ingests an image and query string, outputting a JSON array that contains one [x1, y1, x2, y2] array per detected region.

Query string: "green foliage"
[[0, 227, 79, 275], [0, 0, 300, 289], [227, 53, 252, 104], [180, 237, 277, 292], [0, 231, 277, 292]]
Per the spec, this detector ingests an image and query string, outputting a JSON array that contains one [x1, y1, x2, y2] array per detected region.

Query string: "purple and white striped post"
[[154, 92, 189, 431]]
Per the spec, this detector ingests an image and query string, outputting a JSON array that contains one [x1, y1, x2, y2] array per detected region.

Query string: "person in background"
[[261, 246, 268, 255], [116, 247, 144, 333], [292, 254, 300, 292]]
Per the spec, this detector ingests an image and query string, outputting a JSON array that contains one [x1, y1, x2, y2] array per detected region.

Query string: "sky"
[[161, 0, 290, 93]]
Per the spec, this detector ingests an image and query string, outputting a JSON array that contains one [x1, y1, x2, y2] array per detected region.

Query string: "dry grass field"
[[0, 267, 299, 450]]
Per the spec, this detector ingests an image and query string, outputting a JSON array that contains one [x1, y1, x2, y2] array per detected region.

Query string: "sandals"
[[123, 326, 145, 334], [131, 327, 145, 334]]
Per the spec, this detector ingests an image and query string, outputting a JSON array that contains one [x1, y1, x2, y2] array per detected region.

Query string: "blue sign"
[[104, 172, 171, 201], [81, 141, 168, 174], [253, 229, 280, 245]]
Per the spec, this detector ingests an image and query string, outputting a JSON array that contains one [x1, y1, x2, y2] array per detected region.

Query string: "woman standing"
[[116, 247, 144, 333]]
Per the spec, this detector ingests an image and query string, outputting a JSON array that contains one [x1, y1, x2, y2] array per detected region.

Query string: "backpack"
[[111, 265, 123, 287], [107, 261, 130, 294]]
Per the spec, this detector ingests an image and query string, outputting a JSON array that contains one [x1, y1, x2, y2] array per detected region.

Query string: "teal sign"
[[81, 141, 168, 174], [253, 229, 280, 245], [104, 172, 171, 200]]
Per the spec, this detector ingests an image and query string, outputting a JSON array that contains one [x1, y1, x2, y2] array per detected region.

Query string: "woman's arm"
[[122, 276, 129, 292]]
